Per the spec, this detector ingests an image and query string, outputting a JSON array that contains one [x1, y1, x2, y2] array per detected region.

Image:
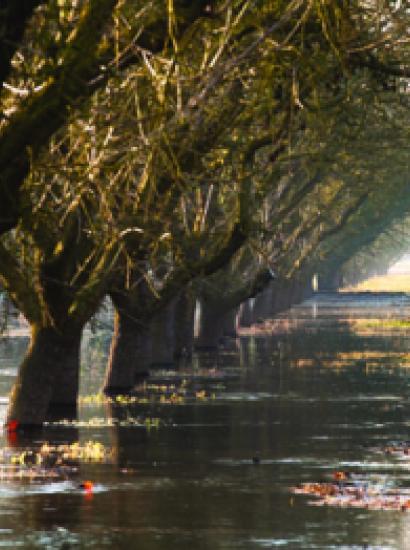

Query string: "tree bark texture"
[[269, 277, 313, 316], [149, 300, 177, 368], [6, 325, 82, 427], [173, 289, 196, 359], [221, 308, 238, 338], [252, 284, 274, 321], [271, 280, 292, 315], [47, 329, 82, 421], [318, 271, 343, 292], [103, 309, 150, 395], [237, 299, 254, 328], [195, 299, 225, 350]]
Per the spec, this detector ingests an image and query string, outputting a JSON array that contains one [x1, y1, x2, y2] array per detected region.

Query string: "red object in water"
[[6, 420, 19, 433], [79, 480, 94, 492], [6, 431, 19, 447], [332, 471, 349, 482]]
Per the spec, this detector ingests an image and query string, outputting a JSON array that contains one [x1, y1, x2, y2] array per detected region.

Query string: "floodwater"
[[1, 293, 410, 548]]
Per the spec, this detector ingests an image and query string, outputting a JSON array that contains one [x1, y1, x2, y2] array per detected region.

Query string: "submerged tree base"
[[6, 325, 82, 427], [103, 370, 150, 397], [46, 403, 78, 424]]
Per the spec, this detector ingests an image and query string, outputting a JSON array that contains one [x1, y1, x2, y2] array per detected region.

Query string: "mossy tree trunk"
[[195, 299, 225, 350], [221, 308, 238, 338], [252, 284, 274, 321], [295, 277, 314, 303], [268, 275, 313, 317], [6, 324, 83, 427], [103, 307, 150, 395], [47, 328, 83, 420], [317, 270, 343, 292], [237, 299, 253, 328], [0, 202, 119, 427], [149, 300, 177, 369], [196, 268, 273, 348], [271, 279, 292, 315], [173, 287, 196, 360]]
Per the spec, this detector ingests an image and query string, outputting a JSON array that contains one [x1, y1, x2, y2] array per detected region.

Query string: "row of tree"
[[0, 1, 409, 427]]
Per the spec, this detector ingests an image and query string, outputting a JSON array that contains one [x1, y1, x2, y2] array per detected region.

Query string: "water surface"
[[0, 294, 410, 548]]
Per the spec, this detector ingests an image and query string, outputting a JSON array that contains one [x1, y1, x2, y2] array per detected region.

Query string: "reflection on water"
[[0, 295, 410, 548]]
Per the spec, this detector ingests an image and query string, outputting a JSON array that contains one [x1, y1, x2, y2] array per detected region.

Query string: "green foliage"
[[0, 0, 409, 339]]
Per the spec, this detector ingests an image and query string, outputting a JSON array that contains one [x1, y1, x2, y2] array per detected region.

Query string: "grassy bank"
[[343, 273, 410, 293]]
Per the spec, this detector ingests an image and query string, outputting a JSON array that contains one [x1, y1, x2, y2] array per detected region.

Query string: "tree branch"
[[0, 0, 119, 234], [0, 241, 41, 322], [0, 0, 46, 87]]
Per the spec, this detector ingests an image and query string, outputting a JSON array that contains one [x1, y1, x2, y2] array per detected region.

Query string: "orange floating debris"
[[332, 471, 349, 482], [79, 480, 94, 492]]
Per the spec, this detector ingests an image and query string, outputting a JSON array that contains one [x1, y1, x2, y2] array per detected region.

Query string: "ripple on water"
[[250, 537, 306, 547], [218, 392, 276, 401], [212, 456, 410, 476], [327, 421, 402, 430], [328, 395, 403, 402], [251, 540, 394, 549], [0, 481, 108, 497], [6, 527, 82, 548], [213, 457, 316, 466]]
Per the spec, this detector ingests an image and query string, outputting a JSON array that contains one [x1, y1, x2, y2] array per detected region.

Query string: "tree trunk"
[[221, 308, 238, 338], [237, 299, 254, 328], [252, 284, 274, 321], [295, 277, 313, 303], [103, 310, 149, 395], [269, 277, 313, 317], [173, 288, 196, 360], [271, 280, 292, 315], [6, 325, 82, 427], [47, 328, 83, 421], [318, 270, 342, 291], [149, 300, 176, 369], [195, 299, 224, 350]]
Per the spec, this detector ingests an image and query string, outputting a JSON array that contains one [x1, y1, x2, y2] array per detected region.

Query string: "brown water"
[[0, 294, 410, 549]]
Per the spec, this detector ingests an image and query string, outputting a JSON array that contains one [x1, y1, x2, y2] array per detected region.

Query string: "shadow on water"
[[1, 295, 410, 547]]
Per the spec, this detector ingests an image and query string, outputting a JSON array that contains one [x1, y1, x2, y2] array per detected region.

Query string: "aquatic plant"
[[46, 416, 162, 429], [0, 440, 112, 481], [292, 443, 410, 511], [292, 479, 410, 511], [79, 376, 218, 407]]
